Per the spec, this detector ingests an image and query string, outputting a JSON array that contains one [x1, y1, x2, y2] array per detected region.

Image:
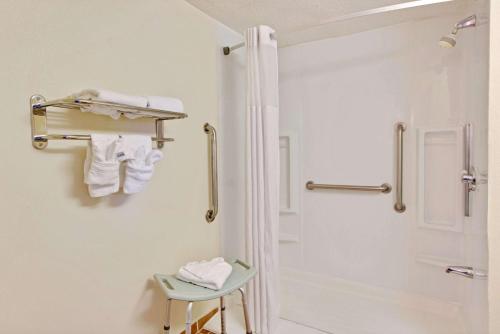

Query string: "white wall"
[[0, 1, 236, 333], [216, 32, 247, 262], [489, 1, 500, 333], [279, 12, 488, 334]]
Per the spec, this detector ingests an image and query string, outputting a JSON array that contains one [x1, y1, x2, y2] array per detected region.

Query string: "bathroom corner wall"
[[489, 1, 500, 332], [216, 33, 247, 262], [0, 0, 233, 333]]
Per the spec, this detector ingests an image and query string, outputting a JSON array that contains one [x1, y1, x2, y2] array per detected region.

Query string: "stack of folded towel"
[[72, 89, 184, 119], [84, 134, 163, 197], [176, 258, 233, 290]]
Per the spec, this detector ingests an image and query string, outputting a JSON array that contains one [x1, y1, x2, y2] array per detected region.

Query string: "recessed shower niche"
[[418, 128, 464, 232]]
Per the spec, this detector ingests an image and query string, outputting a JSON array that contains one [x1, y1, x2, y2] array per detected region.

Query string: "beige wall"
[[0, 0, 230, 333], [490, 1, 500, 333]]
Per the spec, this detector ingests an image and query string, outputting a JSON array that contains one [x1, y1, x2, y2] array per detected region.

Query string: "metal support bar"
[[185, 302, 193, 334], [223, 42, 245, 55], [223, 33, 277, 55], [239, 288, 253, 334], [164, 299, 172, 334], [156, 119, 165, 149], [306, 181, 392, 193], [220, 297, 227, 334], [394, 122, 406, 213], [33, 134, 174, 143], [204, 123, 218, 223]]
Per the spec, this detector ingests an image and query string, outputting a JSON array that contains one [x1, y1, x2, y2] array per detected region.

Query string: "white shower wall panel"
[[278, 13, 487, 309]]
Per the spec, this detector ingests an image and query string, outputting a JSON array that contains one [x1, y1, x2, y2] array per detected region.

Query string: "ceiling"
[[186, 0, 471, 46]]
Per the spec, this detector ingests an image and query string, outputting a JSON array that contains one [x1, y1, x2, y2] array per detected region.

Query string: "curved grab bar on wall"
[[204, 123, 218, 223], [394, 122, 406, 213]]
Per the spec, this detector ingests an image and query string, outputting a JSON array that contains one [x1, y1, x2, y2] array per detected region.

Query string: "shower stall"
[[218, 1, 490, 333], [278, 10, 489, 334]]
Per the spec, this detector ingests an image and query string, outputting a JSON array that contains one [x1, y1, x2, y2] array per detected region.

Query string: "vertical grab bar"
[[462, 123, 476, 217], [204, 123, 218, 223], [394, 122, 406, 213]]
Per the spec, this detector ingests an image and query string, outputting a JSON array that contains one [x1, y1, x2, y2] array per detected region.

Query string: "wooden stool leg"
[[164, 299, 172, 334], [220, 296, 227, 334], [185, 302, 193, 334], [239, 288, 253, 334]]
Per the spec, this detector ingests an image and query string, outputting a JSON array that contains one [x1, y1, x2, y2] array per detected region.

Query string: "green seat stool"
[[154, 259, 257, 334]]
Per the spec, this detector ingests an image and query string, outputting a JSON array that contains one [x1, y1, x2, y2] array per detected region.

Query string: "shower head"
[[439, 14, 476, 48], [439, 32, 457, 48]]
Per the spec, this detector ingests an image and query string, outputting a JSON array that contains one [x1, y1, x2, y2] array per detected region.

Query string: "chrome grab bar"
[[394, 122, 406, 213], [462, 123, 476, 217], [204, 123, 218, 223], [306, 181, 392, 193]]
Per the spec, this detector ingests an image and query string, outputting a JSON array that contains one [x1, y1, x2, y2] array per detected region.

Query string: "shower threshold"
[[280, 268, 466, 334]]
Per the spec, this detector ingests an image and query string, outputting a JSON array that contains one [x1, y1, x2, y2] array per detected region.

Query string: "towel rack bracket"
[[155, 119, 165, 149], [31, 95, 48, 150]]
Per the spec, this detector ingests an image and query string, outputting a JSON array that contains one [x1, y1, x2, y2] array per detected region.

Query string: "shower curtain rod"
[[223, 32, 277, 55], [223, 0, 458, 55]]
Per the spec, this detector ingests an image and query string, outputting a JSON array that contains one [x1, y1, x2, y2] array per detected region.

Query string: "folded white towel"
[[176, 257, 232, 290], [119, 135, 163, 194], [147, 96, 184, 113], [83, 134, 121, 197], [73, 89, 148, 119]]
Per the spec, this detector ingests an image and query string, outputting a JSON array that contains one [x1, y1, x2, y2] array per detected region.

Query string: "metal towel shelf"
[[30, 94, 188, 150]]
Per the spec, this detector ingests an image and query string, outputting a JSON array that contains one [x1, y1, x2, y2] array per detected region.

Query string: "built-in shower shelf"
[[417, 127, 463, 233]]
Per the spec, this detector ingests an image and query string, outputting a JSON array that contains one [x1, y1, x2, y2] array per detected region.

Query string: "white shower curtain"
[[245, 25, 280, 334]]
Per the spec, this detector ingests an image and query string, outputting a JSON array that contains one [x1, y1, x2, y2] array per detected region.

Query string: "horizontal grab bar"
[[306, 181, 392, 193]]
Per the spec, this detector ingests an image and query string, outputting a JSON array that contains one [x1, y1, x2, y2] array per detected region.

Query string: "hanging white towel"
[[83, 134, 121, 197], [120, 135, 163, 194], [176, 257, 233, 290], [72, 89, 148, 119], [147, 96, 184, 113]]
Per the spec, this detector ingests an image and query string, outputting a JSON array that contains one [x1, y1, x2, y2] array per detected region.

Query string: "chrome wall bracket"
[[31, 95, 49, 150]]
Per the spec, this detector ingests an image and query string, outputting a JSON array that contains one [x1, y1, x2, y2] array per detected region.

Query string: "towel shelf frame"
[[30, 94, 188, 150]]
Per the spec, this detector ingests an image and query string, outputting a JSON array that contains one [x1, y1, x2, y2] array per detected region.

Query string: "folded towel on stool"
[[177, 257, 232, 290]]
